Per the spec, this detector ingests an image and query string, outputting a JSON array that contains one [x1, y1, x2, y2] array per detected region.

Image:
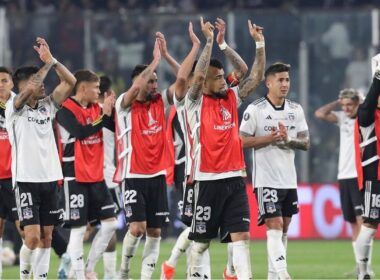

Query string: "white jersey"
[[240, 97, 308, 189], [115, 89, 170, 179], [185, 87, 243, 181], [5, 95, 63, 183], [103, 117, 118, 189], [332, 111, 357, 180]]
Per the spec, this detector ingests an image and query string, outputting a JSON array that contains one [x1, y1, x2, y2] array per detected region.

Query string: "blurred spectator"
[[343, 47, 370, 91]]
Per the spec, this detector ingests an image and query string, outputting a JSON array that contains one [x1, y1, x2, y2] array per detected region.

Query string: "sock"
[[267, 229, 288, 277], [202, 249, 211, 279], [232, 240, 252, 279], [67, 226, 86, 279], [141, 236, 161, 279], [282, 233, 288, 253], [86, 220, 118, 272], [352, 241, 358, 262], [120, 230, 142, 276], [356, 225, 376, 276], [33, 248, 51, 279], [226, 243, 235, 276], [189, 241, 210, 279], [103, 251, 117, 279], [167, 227, 191, 267], [19, 244, 35, 280], [267, 254, 277, 280], [0, 238, 2, 278], [368, 239, 374, 273]]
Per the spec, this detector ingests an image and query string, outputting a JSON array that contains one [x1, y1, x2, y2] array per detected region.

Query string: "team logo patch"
[[266, 202, 276, 214], [195, 221, 206, 234], [23, 207, 33, 219], [184, 205, 193, 217], [369, 209, 379, 219], [125, 205, 132, 218], [243, 112, 250, 121], [288, 113, 295, 121], [70, 209, 80, 220], [38, 106, 48, 115]]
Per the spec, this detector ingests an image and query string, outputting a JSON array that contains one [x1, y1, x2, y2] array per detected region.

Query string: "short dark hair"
[[264, 62, 291, 79], [99, 75, 112, 96], [131, 64, 148, 80], [73, 70, 99, 95], [209, 58, 224, 70], [0, 67, 12, 76], [13, 66, 39, 91]]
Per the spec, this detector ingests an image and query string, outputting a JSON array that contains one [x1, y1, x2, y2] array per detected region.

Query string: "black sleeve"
[[358, 77, 380, 127], [56, 107, 104, 140], [103, 109, 115, 132]]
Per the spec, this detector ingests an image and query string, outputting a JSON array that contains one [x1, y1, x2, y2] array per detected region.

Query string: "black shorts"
[[255, 187, 299, 226], [188, 177, 250, 243], [0, 179, 18, 221], [180, 182, 194, 227], [15, 181, 61, 227], [338, 178, 363, 222], [362, 180, 380, 224], [124, 175, 169, 228], [63, 180, 116, 227], [109, 186, 123, 215]]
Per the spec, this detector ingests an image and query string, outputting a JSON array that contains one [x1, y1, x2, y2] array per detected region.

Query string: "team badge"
[[288, 113, 295, 121], [125, 205, 133, 218], [266, 202, 276, 214], [71, 209, 80, 220], [243, 112, 250, 121], [196, 221, 206, 234], [38, 106, 48, 115], [369, 209, 379, 219], [23, 207, 33, 219], [184, 205, 193, 217]]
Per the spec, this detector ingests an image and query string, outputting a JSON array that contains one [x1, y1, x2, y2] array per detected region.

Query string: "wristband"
[[51, 58, 58, 67], [218, 41, 228, 51], [256, 41, 265, 49]]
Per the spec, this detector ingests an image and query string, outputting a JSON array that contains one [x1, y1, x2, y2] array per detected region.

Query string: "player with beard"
[[5, 37, 76, 279], [185, 17, 265, 279]]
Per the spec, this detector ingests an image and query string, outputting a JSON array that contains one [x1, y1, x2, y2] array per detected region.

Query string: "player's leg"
[[33, 225, 54, 279], [103, 232, 117, 280]]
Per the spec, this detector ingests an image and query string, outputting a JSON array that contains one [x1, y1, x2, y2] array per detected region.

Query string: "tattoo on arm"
[[239, 47, 265, 99], [223, 46, 248, 79], [287, 130, 310, 151], [189, 37, 213, 100]]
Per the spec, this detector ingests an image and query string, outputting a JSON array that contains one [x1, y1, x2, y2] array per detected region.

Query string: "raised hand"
[[33, 37, 54, 64], [156, 32, 168, 57], [200, 17, 214, 40], [248, 19, 264, 42], [215, 17, 226, 45], [153, 38, 161, 62], [103, 92, 115, 116], [278, 122, 288, 142], [189, 22, 200, 46]]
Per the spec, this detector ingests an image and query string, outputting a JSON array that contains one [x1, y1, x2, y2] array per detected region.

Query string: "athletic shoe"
[[57, 253, 71, 279], [160, 261, 175, 280], [85, 271, 98, 280], [223, 268, 237, 280]]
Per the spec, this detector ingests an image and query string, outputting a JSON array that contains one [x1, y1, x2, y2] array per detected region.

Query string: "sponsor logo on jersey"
[[195, 221, 206, 234], [23, 207, 33, 219], [148, 110, 158, 126], [141, 109, 162, 135], [27, 116, 51, 125], [220, 106, 231, 121], [214, 106, 235, 131], [266, 115, 272, 120]]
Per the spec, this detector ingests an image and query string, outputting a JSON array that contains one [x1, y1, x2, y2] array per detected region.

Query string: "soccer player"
[[240, 62, 310, 280], [355, 54, 380, 280], [0, 66, 17, 279], [5, 37, 76, 280], [315, 89, 366, 275], [55, 70, 118, 279], [185, 17, 265, 279], [114, 39, 172, 279]]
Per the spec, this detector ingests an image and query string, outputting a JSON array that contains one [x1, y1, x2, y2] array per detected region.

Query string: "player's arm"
[[358, 76, 380, 127], [284, 130, 310, 151], [188, 17, 214, 101], [314, 100, 339, 123], [215, 17, 248, 80], [120, 39, 161, 109], [240, 131, 282, 149], [175, 22, 200, 101]]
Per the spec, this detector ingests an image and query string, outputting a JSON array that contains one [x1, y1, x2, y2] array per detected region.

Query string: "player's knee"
[[231, 231, 250, 242], [40, 235, 53, 248], [129, 223, 146, 237], [265, 218, 283, 230], [192, 241, 210, 254], [101, 219, 118, 233], [25, 233, 40, 249], [146, 228, 161, 238]]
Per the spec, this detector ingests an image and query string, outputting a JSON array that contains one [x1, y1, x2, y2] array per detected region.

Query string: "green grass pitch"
[[2, 240, 379, 279]]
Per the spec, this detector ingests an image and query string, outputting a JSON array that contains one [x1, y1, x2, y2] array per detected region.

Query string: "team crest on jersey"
[[125, 205, 133, 218], [70, 209, 80, 220], [266, 202, 276, 214], [23, 207, 33, 219], [369, 209, 379, 219], [86, 117, 92, 124], [38, 106, 48, 115], [195, 221, 206, 234], [288, 113, 295, 121], [184, 205, 193, 217], [220, 106, 231, 121], [243, 112, 250, 121]]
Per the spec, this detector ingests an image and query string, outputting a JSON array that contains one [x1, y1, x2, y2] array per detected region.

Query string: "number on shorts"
[[187, 188, 193, 204], [70, 194, 84, 208], [371, 194, 380, 208], [195, 206, 211, 221], [263, 189, 278, 203], [124, 190, 137, 204], [20, 192, 33, 207]]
